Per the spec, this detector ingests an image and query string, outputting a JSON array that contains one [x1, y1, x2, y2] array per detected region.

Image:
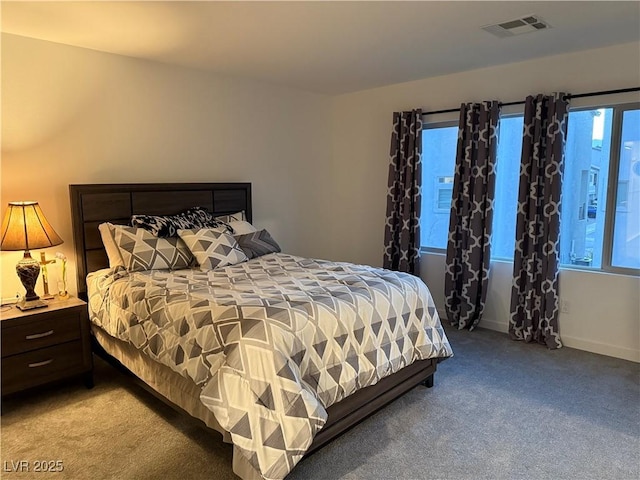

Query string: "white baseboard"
[[437, 310, 639, 363], [560, 335, 640, 363], [475, 318, 508, 334], [437, 310, 508, 334]]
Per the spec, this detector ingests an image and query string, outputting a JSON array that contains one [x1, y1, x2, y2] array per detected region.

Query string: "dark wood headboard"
[[69, 183, 252, 300]]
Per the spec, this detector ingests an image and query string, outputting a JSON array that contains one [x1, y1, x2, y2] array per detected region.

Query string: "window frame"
[[600, 102, 640, 276]]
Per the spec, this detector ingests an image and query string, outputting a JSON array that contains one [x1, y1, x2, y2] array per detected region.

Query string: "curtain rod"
[[421, 86, 640, 116]]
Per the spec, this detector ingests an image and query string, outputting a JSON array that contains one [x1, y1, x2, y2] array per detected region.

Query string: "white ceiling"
[[2, 1, 639, 95]]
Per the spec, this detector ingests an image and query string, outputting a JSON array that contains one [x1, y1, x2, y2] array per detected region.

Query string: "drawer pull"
[[28, 359, 54, 368], [25, 330, 54, 340]]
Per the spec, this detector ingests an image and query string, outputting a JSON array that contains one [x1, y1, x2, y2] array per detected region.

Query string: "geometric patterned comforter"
[[88, 253, 452, 480]]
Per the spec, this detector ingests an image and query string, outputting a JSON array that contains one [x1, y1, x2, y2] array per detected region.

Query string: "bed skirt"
[[92, 326, 262, 480]]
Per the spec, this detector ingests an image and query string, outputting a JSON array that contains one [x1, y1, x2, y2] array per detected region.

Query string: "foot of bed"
[[83, 372, 94, 389], [422, 374, 434, 388]]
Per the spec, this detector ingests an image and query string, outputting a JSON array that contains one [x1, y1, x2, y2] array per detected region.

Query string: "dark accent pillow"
[[234, 229, 281, 259], [131, 207, 232, 237]]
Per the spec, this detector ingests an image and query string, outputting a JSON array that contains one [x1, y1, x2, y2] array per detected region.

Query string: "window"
[[421, 124, 456, 249], [492, 115, 523, 259], [420, 116, 524, 257], [560, 107, 613, 268], [616, 181, 629, 209], [561, 104, 640, 272], [421, 102, 639, 275], [436, 177, 454, 210], [609, 107, 640, 270]]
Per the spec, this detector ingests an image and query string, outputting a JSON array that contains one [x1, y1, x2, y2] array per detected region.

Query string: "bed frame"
[[69, 182, 438, 458]]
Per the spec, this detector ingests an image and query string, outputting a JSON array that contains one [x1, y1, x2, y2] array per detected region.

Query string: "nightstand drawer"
[[1, 341, 86, 395], [1, 311, 81, 357]]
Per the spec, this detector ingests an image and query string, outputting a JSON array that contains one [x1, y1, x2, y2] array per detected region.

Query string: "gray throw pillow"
[[234, 229, 281, 259]]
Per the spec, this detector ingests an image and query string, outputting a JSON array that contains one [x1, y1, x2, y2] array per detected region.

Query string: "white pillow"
[[98, 223, 125, 267], [177, 229, 248, 270], [228, 220, 258, 235]]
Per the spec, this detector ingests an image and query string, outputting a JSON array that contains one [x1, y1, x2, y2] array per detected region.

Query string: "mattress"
[[88, 253, 452, 479]]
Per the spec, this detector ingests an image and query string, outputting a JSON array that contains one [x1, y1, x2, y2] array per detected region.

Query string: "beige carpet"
[[1, 357, 235, 480], [2, 326, 639, 479]]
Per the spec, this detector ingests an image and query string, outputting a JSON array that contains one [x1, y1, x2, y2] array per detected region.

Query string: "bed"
[[69, 183, 452, 480]]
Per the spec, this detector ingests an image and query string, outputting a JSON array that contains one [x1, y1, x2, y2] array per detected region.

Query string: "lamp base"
[[16, 298, 48, 311], [16, 251, 42, 304]]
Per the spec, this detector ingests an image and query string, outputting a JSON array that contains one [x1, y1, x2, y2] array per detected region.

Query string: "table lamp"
[[1, 202, 63, 310]]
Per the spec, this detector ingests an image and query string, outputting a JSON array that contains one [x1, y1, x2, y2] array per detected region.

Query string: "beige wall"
[[1, 33, 333, 299], [329, 41, 640, 361], [2, 33, 638, 362]]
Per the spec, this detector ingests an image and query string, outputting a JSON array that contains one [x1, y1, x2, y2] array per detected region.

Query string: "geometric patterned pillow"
[[111, 225, 193, 272], [177, 229, 248, 270], [234, 229, 281, 259], [131, 207, 232, 238]]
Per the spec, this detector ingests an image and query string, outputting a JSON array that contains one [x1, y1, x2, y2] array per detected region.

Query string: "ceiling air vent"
[[482, 15, 551, 38]]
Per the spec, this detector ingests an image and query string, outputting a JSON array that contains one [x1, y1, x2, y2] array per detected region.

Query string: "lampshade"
[[1, 202, 63, 251], [1, 202, 64, 310]]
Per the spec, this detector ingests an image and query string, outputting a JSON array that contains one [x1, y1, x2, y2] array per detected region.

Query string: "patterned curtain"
[[444, 101, 500, 330], [509, 93, 569, 349], [383, 110, 422, 275]]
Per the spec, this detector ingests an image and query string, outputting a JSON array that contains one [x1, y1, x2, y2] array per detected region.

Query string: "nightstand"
[[1, 296, 93, 396]]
